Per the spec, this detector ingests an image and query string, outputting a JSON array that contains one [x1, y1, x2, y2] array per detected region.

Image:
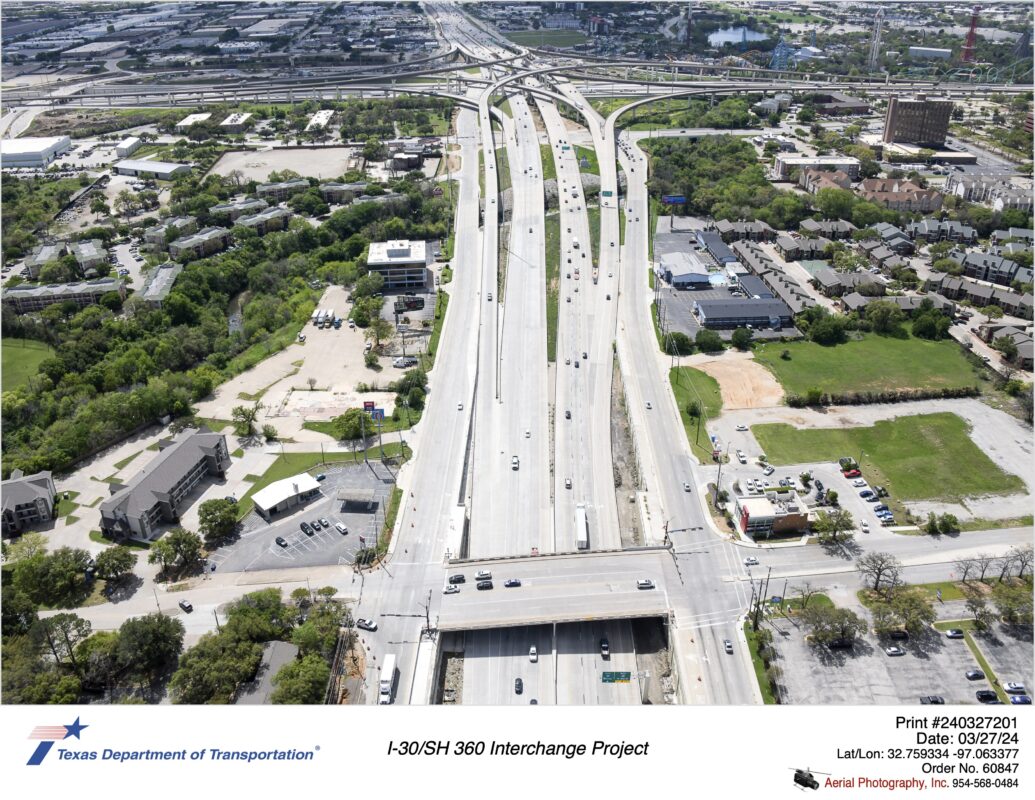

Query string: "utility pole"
[[419, 590, 433, 636]]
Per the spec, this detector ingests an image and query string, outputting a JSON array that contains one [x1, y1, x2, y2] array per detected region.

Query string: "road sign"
[[661, 194, 686, 205], [363, 401, 375, 411], [371, 408, 385, 421], [602, 671, 631, 684]]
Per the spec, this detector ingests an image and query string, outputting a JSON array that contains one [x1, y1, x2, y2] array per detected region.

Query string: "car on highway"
[[885, 646, 906, 656], [511, 456, 520, 470], [178, 600, 193, 613], [1005, 682, 1027, 694], [300, 522, 313, 535], [600, 638, 610, 659], [945, 629, 965, 639], [356, 618, 378, 632], [1010, 695, 1032, 705], [565, 409, 571, 419], [275, 536, 288, 547], [965, 669, 985, 680], [477, 580, 493, 590], [565, 478, 572, 489], [920, 696, 945, 704], [637, 578, 656, 590], [504, 579, 521, 588], [582, 351, 587, 359], [529, 646, 537, 663], [723, 639, 734, 654], [645, 401, 652, 409], [475, 570, 492, 581], [457, 402, 463, 411], [514, 678, 523, 695], [565, 358, 571, 365], [443, 585, 460, 595], [682, 481, 691, 492], [567, 296, 571, 302], [744, 556, 759, 566], [975, 690, 999, 703]]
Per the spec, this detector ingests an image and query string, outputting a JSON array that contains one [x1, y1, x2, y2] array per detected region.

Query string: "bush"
[[786, 385, 981, 408]]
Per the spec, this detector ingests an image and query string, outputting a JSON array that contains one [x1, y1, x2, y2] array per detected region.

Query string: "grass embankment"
[[496, 146, 511, 193], [669, 367, 723, 462], [574, 145, 600, 175], [754, 413, 1026, 507], [589, 97, 645, 116], [2, 338, 54, 391], [539, 144, 557, 181], [743, 622, 778, 704], [586, 205, 600, 265], [545, 212, 561, 363], [236, 443, 412, 519], [753, 333, 978, 396], [420, 290, 450, 372], [302, 406, 423, 440]]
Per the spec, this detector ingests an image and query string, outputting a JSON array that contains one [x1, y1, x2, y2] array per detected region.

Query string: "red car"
[[843, 469, 861, 478]]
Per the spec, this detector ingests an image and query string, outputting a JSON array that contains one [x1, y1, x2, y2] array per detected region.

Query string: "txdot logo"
[[27, 717, 88, 766]]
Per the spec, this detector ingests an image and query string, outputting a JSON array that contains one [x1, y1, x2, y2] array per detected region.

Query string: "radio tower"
[[867, 8, 885, 70], [962, 6, 981, 63]]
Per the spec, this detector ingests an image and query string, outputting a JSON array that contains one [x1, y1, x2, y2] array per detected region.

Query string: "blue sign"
[[371, 408, 385, 422], [661, 195, 686, 205]]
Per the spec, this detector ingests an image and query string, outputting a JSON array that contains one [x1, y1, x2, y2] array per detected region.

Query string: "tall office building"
[[883, 95, 954, 147]]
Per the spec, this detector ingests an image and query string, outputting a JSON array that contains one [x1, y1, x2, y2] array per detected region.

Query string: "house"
[[1, 469, 56, 536], [137, 262, 183, 308], [798, 168, 852, 194], [695, 231, 737, 264], [946, 176, 1034, 214], [840, 292, 954, 316], [800, 218, 857, 240], [98, 430, 231, 541], [809, 92, 869, 116], [713, 219, 776, 243], [951, 251, 1032, 288], [977, 323, 1034, 369], [906, 218, 977, 244], [813, 268, 882, 298], [144, 216, 197, 249], [255, 178, 310, 202], [168, 227, 230, 261], [926, 275, 1033, 319], [857, 178, 943, 213], [660, 250, 711, 289], [209, 197, 268, 222], [872, 222, 915, 254], [236, 207, 292, 235], [24, 242, 68, 279], [991, 228, 1035, 246], [731, 241, 815, 314], [68, 240, 108, 275], [737, 274, 773, 298], [774, 236, 832, 261]]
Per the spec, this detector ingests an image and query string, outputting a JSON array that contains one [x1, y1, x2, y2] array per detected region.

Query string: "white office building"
[[0, 136, 72, 167]]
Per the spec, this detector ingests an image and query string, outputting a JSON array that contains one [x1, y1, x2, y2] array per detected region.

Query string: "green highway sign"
[[602, 672, 632, 684]]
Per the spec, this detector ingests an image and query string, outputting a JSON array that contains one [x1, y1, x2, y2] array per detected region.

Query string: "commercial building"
[[256, 178, 310, 202], [220, 112, 253, 133], [732, 489, 810, 539], [175, 112, 212, 130], [694, 231, 737, 264], [210, 197, 268, 222], [236, 207, 292, 235], [0, 136, 72, 168], [61, 40, 128, 58], [99, 430, 231, 541], [2, 277, 125, 314], [1, 469, 56, 536], [773, 155, 861, 181], [693, 298, 793, 330], [366, 240, 428, 289], [305, 109, 335, 131], [659, 250, 710, 289], [809, 92, 869, 116], [908, 46, 952, 60], [798, 168, 852, 194], [883, 96, 953, 147], [114, 136, 142, 158], [137, 262, 183, 308], [114, 159, 191, 180], [168, 227, 231, 261], [251, 473, 322, 520], [145, 216, 198, 248]]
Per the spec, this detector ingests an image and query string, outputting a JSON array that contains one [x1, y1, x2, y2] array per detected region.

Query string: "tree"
[[974, 552, 997, 580], [231, 403, 262, 436], [6, 531, 48, 563], [890, 589, 937, 634], [686, 399, 702, 418], [169, 632, 262, 704], [364, 317, 394, 348], [809, 314, 848, 345], [93, 546, 138, 584], [695, 329, 724, 353], [965, 588, 997, 630], [31, 613, 92, 676], [813, 508, 854, 545], [864, 300, 905, 334], [14, 547, 93, 608], [953, 557, 977, 582], [89, 195, 110, 219], [290, 587, 312, 608], [730, 327, 753, 350], [1013, 544, 1034, 578], [993, 335, 1019, 361], [270, 654, 331, 704], [792, 581, 819, 610], [198, 499, 239, 545], [223, 589, 293, 643], [167, 528, 203, 571], [937, 514, 960, 534], [664, 331, 693, 355], [2, 583, 39, 637], [147, 538, 178, 575], [262, 424, 278, 441], [992, 581, 1033, 625], [76, 631, 122, 695], [856, 552, 902, 596], [117, 613, 185, 684], [983, 305, 1004, 321], [803, 605, 865, 646], [331, 407, 374, 441]]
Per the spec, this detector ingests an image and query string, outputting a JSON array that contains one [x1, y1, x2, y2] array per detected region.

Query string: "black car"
[[514, 678, 523, 695], [976, 690, 999, 703], [275, 536, 288, 547], [887, 630, 909, 641], [814, 480, 824, 492], [600, 638, 610, 659], [504, 579, 521, 588], [966, 669, 985, 681], [920, 696, 945, 705], [178, 600, 193, 613], [449, 574, 466, 584], [565, 410, 571, 419], [301, 522, 313, 535], [311, 519, 323, 530], [477, 580, 493, 590]]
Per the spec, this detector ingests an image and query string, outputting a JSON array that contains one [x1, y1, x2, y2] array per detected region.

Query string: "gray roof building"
[[1, 469, 56, 536], [800, 218, 857, 240], [210, 197, 268, 221], [693, 298, 793, 330], [137, 262, 183, 308], [2, 277, 124, 314]]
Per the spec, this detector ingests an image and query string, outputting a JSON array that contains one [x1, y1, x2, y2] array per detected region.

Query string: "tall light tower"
[[962, 5, 981, 63], [867, 8, 885, 70]]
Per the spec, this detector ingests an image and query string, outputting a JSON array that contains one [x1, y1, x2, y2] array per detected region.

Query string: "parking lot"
[[208, 462, 394, 573], [978, 623, 1034, 694], [769, 616, 997, 705]]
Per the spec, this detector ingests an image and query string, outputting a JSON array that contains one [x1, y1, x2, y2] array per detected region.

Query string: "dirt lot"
[[209, 147, 358, 181], [694, 353, 784, 410]]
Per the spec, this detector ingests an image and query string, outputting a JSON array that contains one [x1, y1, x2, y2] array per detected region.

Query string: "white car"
[[1005, 682, 1027, 694], [645, 401, 652, 409], [744, 556, 759, 567], [852, 479, 867, 487], [356, 618, 377, 632], [529, 646, 538, 663], [860, 521, 870, 533], [885, 646, 906, 657], [683, 482, 691, 492], [736, 450, 747, 464], [735, 424, 748, 431], [443, 584, 460, 595], [762, 465, 775, 476]]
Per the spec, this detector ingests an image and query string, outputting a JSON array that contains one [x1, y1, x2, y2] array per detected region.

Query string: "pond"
[[708, 26, 770, 47]]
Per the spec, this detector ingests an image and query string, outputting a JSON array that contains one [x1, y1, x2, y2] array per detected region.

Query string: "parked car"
[[842, 469, 861, 478], [885, 646, 906, 656], [1009, 695, 1032, 705], [859, 490, 875, 499], [975, 690, 999, 703], [443, 584, 460, 594], [945, 629, 966, 639], [319, 517, 330, 528], [852, 479, 867, 487], [529, 646, 538, 662], [1005, 682, 1027, 694], [335, 523, 348, 535], [178, 600, 193, 613], [300, 522, 313, 535], [315, 473, 326, 481], [477, 580, 493, 590], [449, 574, 466, 584], [475, 571, 492, 581], [356, 618, 377, 632], [920, 696, 945, 704], [965, 669, 985, 680], [275, 536, 288, 547]]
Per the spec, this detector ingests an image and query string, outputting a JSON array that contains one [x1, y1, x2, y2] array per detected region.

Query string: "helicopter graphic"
[[790, 766, 830, 790]]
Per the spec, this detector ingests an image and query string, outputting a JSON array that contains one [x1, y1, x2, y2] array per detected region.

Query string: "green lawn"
[[574, 145, 600, 175], [496, 146, 511, 193], [670, 367, 723, 462], [302, 406, 423, 439], [113, 450, 142, 471], [506, 30, 588, 47], [545, 212, 560, 363], [754, 413, 1026, 504], [419, 290, 449, 372], [586, 205, 600, 265], [539, 144, 557, 181], [2, 338, 54, 391], [743, 622, 778, 704], [753, 333, 979, 397]]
